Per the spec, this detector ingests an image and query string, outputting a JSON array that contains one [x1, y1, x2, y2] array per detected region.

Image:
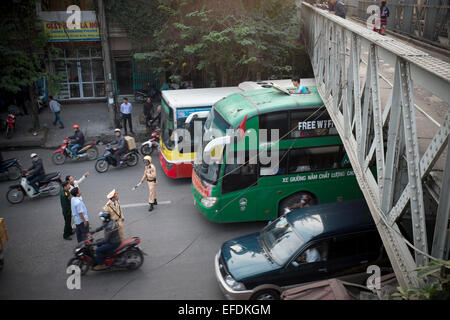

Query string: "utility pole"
[[97, 0, 116, 128]]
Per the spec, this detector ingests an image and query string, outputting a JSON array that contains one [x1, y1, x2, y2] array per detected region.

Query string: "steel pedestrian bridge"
[[301, 3, 450, 289]]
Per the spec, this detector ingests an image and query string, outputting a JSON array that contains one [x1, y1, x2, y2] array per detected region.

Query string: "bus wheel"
[[278, 192, 317, 216]]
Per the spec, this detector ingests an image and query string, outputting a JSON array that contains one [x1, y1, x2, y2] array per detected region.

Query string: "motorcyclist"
[[68, 124, 85, 158], [26, 153, 45, 195], [111, 128, 127, 166], [91, 211, 122, 271]]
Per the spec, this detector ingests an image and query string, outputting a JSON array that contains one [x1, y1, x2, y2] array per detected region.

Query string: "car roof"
[[286, 199, 376, 242], [161, 87, 242, 109], [214, 83, 324, 128]]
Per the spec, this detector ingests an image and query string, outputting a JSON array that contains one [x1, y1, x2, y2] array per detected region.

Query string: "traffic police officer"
[[103, 189, 125, 239], [135, 156, 157, 211]]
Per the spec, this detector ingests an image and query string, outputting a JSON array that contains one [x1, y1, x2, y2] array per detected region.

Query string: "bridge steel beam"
[[301, 3, 450, 289]]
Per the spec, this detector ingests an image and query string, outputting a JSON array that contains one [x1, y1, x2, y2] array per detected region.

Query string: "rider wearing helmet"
[[68, 124, 85, 158], [27, 153, 45, 194], [92, 211, 122, 271], [111, 128, 127, 166], [134, 156, 157, 212]]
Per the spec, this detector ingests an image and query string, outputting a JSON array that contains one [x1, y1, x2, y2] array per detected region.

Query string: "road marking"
[[121, 201, 171, 208]]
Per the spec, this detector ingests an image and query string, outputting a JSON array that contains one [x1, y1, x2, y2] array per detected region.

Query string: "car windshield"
[[261, 216, 305, 266]]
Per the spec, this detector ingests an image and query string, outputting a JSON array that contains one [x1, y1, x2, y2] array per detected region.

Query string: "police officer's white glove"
[[132, 182, 142, 191]]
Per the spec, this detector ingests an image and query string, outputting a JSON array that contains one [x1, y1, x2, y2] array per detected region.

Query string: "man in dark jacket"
[[27, 153, 45, 194], [92, 211, 122, 271], [111, 128, 127, 166], [68, 124, 85, 158], [143, 97, 154, 133], [60, 181, 73, 240], [329, 0, 346, 19]]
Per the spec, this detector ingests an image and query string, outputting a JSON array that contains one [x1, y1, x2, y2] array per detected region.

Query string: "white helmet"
[[30, 153, 38, 158], [114, 128, 121, 133]]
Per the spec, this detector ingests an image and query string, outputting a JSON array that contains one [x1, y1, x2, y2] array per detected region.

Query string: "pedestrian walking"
[[379, 1, 390, 35], [103, 189, 125, 239], [66, 171, 90, 192], [60, 181, 73, 240], [49, 96, 64, 129], [70, 187, 90, 242], [120, 97, 134, 135], [134, 156, 157, 212]]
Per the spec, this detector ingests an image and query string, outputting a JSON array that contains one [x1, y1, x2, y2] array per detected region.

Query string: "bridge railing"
[[301, 2, 450, 289]]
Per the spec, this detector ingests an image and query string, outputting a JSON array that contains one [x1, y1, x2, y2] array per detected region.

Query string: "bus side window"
[[259, 112, 289, 141], [222, 151, 258, 194], [288, 149, 311, 173], [259, 150, 288, 176]]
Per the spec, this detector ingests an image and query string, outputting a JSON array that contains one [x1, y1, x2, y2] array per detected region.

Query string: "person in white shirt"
[[120, 97, 134, 135], [66, 171, 90, 192]]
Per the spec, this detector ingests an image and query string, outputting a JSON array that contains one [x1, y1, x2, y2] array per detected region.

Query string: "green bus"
[[191, 80, 365, 223]]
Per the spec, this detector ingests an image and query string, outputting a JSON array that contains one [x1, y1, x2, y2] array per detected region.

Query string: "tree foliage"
[[106, 0, 312, 87], [0, 0, 61, 129]]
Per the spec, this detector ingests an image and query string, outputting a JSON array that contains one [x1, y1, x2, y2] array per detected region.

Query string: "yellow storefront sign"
[[44, 21, 100, 42]]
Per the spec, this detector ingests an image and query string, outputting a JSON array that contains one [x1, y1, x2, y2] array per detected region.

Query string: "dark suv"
[[215, 199, 390, 300]]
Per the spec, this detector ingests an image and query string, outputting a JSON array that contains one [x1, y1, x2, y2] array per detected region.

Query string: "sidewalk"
[[0, 100, 150, 149]]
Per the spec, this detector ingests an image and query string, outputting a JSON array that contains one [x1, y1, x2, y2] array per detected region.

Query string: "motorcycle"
[[0, 158, 22, 181], [67, 233, 144, 275], [52, 137, 99, 165], [135, 82, 160, 103], [6, 171, 62, 204], [94, 145, 139, 173], [5, 112, 16, 139], [140, 128, 160, 156]]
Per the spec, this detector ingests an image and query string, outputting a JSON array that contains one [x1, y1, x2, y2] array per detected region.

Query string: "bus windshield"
[[203, 108, 231, 143], [261, 216, 305, 265], [161, 103, 175, 150], [193, 108, 231, 184]]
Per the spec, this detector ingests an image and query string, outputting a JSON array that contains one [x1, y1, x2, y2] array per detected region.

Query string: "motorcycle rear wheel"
[[6, 187, 24, 204], [52, 152, 66, 165], [124, 248, 144, 270], [67, 257, 90, 276], [86, 146, 99, 161], [127, 153, 139, 167], [48, 181, 61, 196], [140, 144, 153, 156], [7, 164, 21, 180], [95, 159, 109, 173]]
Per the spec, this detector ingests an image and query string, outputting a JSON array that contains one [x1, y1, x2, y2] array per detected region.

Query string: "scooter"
[[140, 128, 160, 156], [94, 145, 139, 173], [0, 158, 22, 181], [52, 137, 99, 165], [5, 112, 16, 139], [6, 171, 62, 204], [67, 233, 144, 275]]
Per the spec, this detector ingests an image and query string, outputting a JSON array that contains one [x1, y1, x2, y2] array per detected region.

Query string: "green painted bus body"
[[192, 86, 367, 223]]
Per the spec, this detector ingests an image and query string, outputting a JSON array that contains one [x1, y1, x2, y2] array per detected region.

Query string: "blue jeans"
[[53, 111, 64, 127], [28, 175, 43, 193], [71, 144, 81, 157], [96, 242, 121, 265]]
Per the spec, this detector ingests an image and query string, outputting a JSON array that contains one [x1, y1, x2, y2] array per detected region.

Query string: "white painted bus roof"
[[161, 79, 316, 108], [161, 87, 242, 108], [238, 78, 316, 91]]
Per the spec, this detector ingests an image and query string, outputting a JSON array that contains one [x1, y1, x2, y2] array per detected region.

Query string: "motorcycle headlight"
[[201, 197, 217, 208], [224, 274, 246, 291]]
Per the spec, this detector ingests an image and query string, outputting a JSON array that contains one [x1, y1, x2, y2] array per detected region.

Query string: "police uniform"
[[141, 164, 157, 204], [103, 189, 125, 239]]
